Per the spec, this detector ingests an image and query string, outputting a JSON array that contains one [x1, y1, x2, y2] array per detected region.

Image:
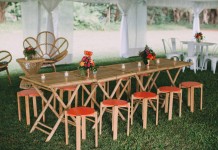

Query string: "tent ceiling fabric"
[[1, 0, 218, 8], [1, 0, 218, 59]]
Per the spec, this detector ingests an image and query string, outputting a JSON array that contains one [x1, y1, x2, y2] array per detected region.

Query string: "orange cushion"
[[67, 107, 95, 116], [159, 86, 181, 92], [102, 99, 128, 106], [133, 92, 157, 99], [180, 81, 202, 88], [17, 89, 40, 97]]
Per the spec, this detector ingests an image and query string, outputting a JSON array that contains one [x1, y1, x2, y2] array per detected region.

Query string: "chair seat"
[[17, 89, 40, 97], [159, 86, 181, 92], [133, 92, 157, 99], [44, 59, 55, 64], [180, 81, 201, 88], [67, 107, 95, 116], [102, 99, 128, 106]]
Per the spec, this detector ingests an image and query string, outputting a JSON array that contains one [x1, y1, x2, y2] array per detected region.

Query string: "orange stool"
[[131, 92, 159, 129], [99, 99, 130, 140], [58, 85, 78, 114], [157, 86, 182, 120], [65, 107, 98, 150], [17, 89, 44, 125], [179, 81, 203, 112]]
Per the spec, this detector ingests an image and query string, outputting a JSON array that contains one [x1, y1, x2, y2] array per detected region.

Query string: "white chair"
[[202, 44, 218, 74], [162, 38, 183, 61], [183, 42, 198, 74]]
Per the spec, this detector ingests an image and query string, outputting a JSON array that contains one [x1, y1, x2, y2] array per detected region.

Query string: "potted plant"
[[23, 46, 37, 60], [78, 50, 95, 77], [139, 45, 156, 65]]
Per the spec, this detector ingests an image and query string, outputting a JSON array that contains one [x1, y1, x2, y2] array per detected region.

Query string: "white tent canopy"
[[1, 0, 218, 61]]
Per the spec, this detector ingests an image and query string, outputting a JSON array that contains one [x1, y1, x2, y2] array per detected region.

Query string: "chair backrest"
[[0, 50, 12, 70], [162, 38, 171, 54], [212, 44, 218, 56], [162, 38, 183, 54], [169, 38, 183, 52], [23, 31, 69, 61]]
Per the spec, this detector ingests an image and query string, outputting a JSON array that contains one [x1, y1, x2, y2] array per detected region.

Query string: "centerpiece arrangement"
[[139, 45, 156, 65], [23, 46, 37, 60], [194, 32, 204, 43], [78, 50, 96, 77]]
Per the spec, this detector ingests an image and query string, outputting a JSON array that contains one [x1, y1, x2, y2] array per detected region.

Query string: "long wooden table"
[[19, 58, 191, 142]]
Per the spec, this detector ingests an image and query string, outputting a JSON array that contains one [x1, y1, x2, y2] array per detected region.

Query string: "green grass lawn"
[[0, 58, 218, 150]]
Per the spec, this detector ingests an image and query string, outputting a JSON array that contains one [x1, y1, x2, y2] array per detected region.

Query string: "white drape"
[[39, 0, 62, 34], [128, 1, 147, 57], [192, 3, 204, 36], [21, 0, 39, 37], [117, 0, 134, 58]]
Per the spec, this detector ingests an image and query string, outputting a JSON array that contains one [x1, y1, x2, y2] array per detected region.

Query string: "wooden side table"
[[16, 58, 45, 89]]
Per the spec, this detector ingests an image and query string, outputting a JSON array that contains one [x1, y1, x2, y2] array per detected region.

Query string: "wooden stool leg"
[[179, 92, 182, 117], [200, 85, 203, 110], [191, 87, 194, 113], [25, 96, 30, 125], [65, 112, 69, 145], [113, 106, 118, 140], [156, 97, 159, 125], [131, 96, 134, 125], [76, 116, 81, 150], [165, 93, 169, 113], [99, 104, 103, 135], [127, 104, 130, 136], [112, 107, 114, 132], [32, 96, 38, 117], [17, 94, 21, 121], [82, 116, 86, 140], [142, 99, 148, 129], [168, 92, 173, 120], [188, 88, 191, 107], [95, 112, 98, 147]]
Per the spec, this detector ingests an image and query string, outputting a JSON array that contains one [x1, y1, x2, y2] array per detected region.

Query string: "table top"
[[20, 58, 192, 89], [181, 41, 215, 46]]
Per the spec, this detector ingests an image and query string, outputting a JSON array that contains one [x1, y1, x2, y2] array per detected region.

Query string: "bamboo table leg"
[[166, 68, 181, 86]]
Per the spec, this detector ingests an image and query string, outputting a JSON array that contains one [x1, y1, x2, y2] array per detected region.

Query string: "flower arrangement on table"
[[139, 45, 156, 65], [194, 32, 204, 43], [23, 46, 37, 60], [78, 50, 96, 76]]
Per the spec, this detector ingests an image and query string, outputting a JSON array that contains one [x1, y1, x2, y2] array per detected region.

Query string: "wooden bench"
[[23, 31, 69, 72]]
